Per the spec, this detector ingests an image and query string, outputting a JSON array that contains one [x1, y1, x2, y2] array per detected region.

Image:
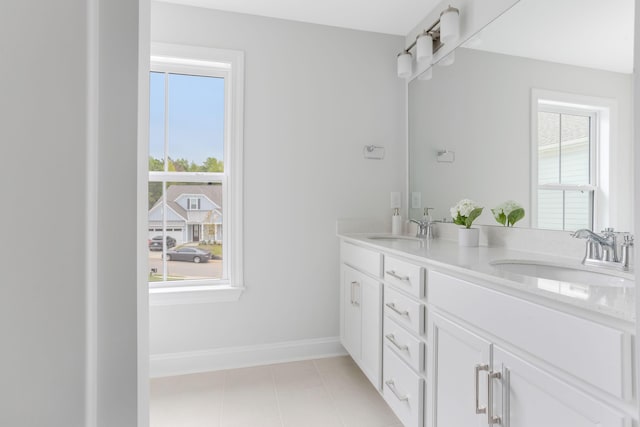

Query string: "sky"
[[149, 71, 225, 166]]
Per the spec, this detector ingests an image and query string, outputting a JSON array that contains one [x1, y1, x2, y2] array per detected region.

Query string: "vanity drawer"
[[383, 346, 424, 427], [384, 255, 425, 298], [341, 241, 381, 277], [429, 270, 633, 399], [384, 316, 424, 372], [384, 286, 425, 336]]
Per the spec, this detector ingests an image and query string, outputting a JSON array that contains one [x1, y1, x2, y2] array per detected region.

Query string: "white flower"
[[451, 198, 481, 218], [494, 200, 522, 216]]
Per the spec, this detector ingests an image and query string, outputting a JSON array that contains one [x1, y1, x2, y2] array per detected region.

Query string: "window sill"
[[149, 285, 244, 306]]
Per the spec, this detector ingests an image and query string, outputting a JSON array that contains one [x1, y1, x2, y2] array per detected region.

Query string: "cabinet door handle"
[[353, 281, 360, 306], [385, 380, 409, 401], [487, 371, 502, 425], [474, 364, 489, 414], [385, 302, 409, 317], [385, 334, 409, 351], [350, 281, 358, 305], [349, 281, 355, 305], [386, 270, 410, 281]]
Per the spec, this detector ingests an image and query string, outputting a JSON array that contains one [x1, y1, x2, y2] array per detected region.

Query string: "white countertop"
[[339, 233, 635, 324]]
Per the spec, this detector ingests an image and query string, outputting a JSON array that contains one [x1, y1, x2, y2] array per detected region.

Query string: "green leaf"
[[452, 213, 466, 227], [507, 208, 525, 227], [491, 208, 507, 226], [464, 207, 483, 228]]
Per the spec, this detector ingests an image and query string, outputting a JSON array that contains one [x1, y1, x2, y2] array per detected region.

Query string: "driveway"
[[149, 250, 222, 280]]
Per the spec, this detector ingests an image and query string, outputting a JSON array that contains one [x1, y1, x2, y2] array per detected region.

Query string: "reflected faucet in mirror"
[[571, 228, 634, 271]]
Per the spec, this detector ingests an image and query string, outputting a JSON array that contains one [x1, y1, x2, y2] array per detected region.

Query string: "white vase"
[[458, 228, 479, 247]]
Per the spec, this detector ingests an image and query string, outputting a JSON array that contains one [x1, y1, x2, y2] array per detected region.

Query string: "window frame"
[[531, 89, 615, 232], [148, 43, 244, 305]]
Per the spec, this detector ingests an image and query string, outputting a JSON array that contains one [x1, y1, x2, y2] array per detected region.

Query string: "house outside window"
[[531, 89, 613, 232], [148, 43, 244, 299]]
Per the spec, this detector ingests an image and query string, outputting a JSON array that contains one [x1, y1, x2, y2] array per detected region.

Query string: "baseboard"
[[150, 336, 347, 378]]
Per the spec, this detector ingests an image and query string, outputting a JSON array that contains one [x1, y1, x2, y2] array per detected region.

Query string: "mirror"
[[408, 0, 634, 232]]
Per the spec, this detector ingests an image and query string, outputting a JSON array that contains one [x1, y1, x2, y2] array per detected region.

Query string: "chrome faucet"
[[571, 228, 633, 271], [410, 218, 432, 239], [410, 208, 436, 239]]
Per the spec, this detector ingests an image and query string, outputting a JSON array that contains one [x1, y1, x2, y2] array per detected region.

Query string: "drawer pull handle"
[[487, 371, 502, 425], [386, 270, 410, 281], [385, 380, 409, 402], [385, 302, 409, 317], [385, 334, 409, 351], [474, 364, 489, 414]]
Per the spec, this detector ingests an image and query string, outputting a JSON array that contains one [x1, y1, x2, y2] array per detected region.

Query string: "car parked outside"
[[164, 247, 212, 263], [149, 235, 177, 251]]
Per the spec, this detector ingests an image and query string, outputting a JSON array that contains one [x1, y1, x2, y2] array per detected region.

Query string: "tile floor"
[[150, 356, 402, 427]]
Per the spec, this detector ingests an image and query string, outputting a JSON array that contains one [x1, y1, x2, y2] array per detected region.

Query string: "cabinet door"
[[493, 347, 629, 427], [359, 273, 381, 389], [340, 265, 382, 389], [428, 312, 492, 427], [341, 266, 362, 361]]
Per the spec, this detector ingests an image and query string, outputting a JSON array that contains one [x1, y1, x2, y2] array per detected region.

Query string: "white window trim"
[[148, 43, 244, 305], [531, 88, 616, 231]]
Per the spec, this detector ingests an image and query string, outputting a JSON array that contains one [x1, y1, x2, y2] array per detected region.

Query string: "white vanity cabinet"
[[427, 270, 633, 427], [338, 236, 635, 427], [427, 312, 491, 427], [340, 241, 383, 389], [381, 255, 426, 427]]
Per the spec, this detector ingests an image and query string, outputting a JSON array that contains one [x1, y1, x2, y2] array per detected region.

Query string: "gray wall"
[[409, 47, 633, 230], [0, 1, 88, 425], [96, 0, 140, 425], [150, 3, 405, 359], [0, 0, 140, 426]]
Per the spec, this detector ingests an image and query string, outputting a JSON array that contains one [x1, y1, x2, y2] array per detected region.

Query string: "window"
[[187, 197, 200, 210], [532, 89, 612, 232], [148, 43, 244, 299]]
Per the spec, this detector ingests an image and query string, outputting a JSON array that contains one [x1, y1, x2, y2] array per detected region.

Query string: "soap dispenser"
[[392, 208, 402, 235]]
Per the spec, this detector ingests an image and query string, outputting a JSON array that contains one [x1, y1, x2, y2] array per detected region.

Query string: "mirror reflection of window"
[[536, 105, 596, 231]]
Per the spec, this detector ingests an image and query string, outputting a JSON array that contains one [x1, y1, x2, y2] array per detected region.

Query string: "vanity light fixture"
[[396, 5, 460, 78], [416, 32, 433, 63], [397, 51, 413, 78], [439, 6, 460, 44]]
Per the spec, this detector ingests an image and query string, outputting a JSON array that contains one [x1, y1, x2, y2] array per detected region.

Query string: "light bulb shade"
[[438, 51, 455, 67], [397, 52, 413, 78], [440, 7, 460, 44], [416, 33, 433, 64], [418, 67, 433, 81]]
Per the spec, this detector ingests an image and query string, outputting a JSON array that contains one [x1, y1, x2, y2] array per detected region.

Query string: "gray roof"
[[152, 184, 223, 211], [167, 200, 187, 219]]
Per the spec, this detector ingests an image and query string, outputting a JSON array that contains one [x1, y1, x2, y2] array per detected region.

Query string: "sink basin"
[[367, 235, 421, 242], [491, 259, 633, 288]]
